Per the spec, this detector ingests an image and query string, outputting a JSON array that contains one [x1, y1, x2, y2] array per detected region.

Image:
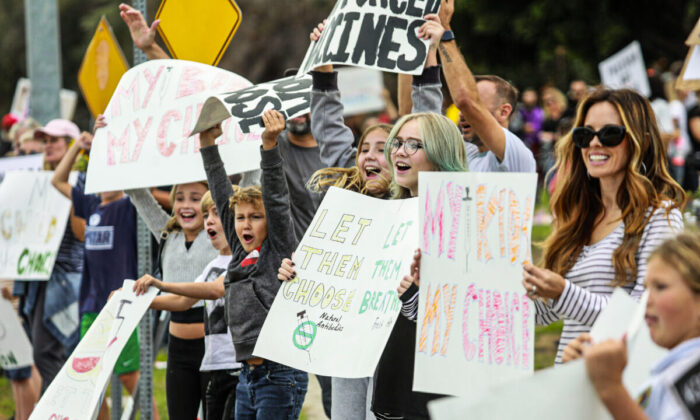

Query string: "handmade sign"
[[429, 290, 668, 420], [0, 297, 33, 369], [84, 59, 258, 194], [0, 153, 44, 183], [598, 41, 651, 97], [254, 187, 418, 378], [0, 171, 72, 280], [190, 75, 312, 136], [413, 172, 537, 396], [29, 280, 157, 420], [296, 0, 437, 76], [337, 67, 385, 116], [677, 17, 700, 91], [11, 78, 78, 121]]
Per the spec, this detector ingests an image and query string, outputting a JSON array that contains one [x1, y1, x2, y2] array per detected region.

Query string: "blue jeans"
[[235, 360, 308, 420]]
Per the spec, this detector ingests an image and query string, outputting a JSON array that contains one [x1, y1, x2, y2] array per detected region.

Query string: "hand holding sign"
[[418, 14, 445, 48], [522, 263, 566, 300], [261, 110, 286, 149], [584, 336, 629, 403], [561, 332, 592, 363]]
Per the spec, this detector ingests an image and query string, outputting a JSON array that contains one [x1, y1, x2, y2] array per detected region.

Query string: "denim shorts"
[[4, 366, 32, 380], [235, 359, 308, 420]]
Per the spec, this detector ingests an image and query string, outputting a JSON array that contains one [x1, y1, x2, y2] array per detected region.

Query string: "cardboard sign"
[[429, 290, 668, 420], [156, 0, 242, 66], [29, 280, 157, 420], [84, 59, 259, 194], [0, 172, 72, 280], [598, 41, 651, 97], [413, 172, 537, 396], [10, 78, 78, 121], [296, 0, 437, 76], [77, 16, 130, 118], [337, 67, 386, 116], [254, 187, 418, 378], [0, 297, 33, 369], [190, 75, 313, 137], [677, 45, 700, 91], [0, 154, 44, 183]]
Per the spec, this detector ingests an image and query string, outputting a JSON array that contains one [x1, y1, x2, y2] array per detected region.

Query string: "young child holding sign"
[[565, 232, 700, 419], [198, 109, 308, 419], [132, 189, 241, 420]]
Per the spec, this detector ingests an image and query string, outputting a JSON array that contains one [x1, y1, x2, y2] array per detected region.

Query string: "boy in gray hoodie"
[[199, 109, 308, 419]]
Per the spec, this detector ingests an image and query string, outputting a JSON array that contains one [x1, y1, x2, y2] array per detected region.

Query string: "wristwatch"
[[441, 30, 455, 42]]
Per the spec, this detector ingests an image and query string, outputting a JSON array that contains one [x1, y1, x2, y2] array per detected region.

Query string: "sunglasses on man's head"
[[572, 125, 626, 148]]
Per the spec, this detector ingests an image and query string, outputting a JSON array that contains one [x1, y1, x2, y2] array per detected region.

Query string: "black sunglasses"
[[572, 125, 626, 148]]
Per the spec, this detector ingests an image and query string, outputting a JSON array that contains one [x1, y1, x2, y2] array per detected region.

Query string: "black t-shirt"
[[688, 105, 700, 154]]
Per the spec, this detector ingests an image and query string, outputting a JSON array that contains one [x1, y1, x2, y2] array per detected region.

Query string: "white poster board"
[[429, 290, 668, 420], [84, 59, 257, 194], [598, 41, 651, 97], [190, 75, 313, 136], [413, 172, 537, 396], [0, 154, 44, 183], [296, 0, 436, 76], [11, 77, 78, 121], [337, 67, 385, 116], [29, 280, 157, 420], [254, 187, 418, 378], [0, 297, 33, 369], [0, 171, 72, 280], [683, 45, 700, 81]]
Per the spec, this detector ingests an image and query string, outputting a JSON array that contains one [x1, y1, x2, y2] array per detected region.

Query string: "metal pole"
[[24, 0, 62, 124], [132, 2, 154, 419]]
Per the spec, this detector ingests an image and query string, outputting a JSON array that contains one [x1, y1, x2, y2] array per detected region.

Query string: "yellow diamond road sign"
[[156, 0, 242, 66], [77, 17, 129, 118]]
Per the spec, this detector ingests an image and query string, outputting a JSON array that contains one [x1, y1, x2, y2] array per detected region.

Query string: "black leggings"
[[166, 334, 208, 420], [205, 370, 239, 420]]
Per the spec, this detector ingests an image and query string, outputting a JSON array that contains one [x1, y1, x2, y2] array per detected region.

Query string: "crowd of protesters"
[[1, 1, 699, 420]]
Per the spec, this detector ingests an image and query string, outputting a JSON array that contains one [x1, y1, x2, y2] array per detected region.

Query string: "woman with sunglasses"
[[522, 89, 685, 364]]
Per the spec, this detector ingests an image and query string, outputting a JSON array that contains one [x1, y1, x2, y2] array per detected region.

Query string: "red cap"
[[1, 113, 19, 131]]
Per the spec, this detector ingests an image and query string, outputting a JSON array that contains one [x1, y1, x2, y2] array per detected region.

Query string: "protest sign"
[[0, 171, 72, 280], [296, 0, 437, 76], [598, 41, 651, 97], [0, 153, 44, 183], [0, 297, 33, 369], [84, 59, 258, 194], [254, 187, 418, 378], [29, 280, 157, 420], [413, 172, 537, 396], [190, 75, 313, 136], [677, 18, 700, 91], [337, 67, 386, 116], [11, 78, 78, 121], [429, 290, 667, 420]]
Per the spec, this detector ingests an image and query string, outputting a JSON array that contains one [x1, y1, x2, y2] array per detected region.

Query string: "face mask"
[[287, 115, 311, 135]]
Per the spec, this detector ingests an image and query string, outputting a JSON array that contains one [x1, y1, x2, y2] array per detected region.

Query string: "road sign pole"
[[132, 2, 155, 419], [24, 0, 62, 124]]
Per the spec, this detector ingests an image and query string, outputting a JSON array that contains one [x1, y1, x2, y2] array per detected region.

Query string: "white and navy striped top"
[[534, 205, 683, 364]]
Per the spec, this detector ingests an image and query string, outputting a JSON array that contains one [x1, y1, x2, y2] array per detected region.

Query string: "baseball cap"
[[1, 113, 19, 131], [35, 119, 80, 141]]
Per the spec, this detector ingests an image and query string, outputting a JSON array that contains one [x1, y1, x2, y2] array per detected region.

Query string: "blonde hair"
[[230, 185, 263, 211], [307, 124, 392, 196], [200, 190, 215, 214], [543, 89, 686, 286], [542, 87, 568, 118], [649, 232, 700, 294], [164, 181, 210, 233], [384, 113, 468, 199]]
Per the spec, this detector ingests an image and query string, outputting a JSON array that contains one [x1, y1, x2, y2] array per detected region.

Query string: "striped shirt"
[[534, 205, 683, 363]]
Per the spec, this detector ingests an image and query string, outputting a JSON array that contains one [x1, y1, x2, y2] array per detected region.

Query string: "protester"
[[665, 78, 691, 184], [517, 88, 545, 151], [562, 232, 700, 419], [132, 189, 241, 420], [538, 87, 568, 175], [1, 113, 19, 156], [198, 110, 308, 419], [5, 117, 40, 157], [685, 102, 700, 191], [16, 129, 43, 156], [11, 119, 85, 393], [563, 79, 588, 119], [522, 88, 685, 364], [50, 124, 160, 420]]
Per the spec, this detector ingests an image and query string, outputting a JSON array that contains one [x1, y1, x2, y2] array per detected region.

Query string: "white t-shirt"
[[635, 337, 700, 420], [652, 98, 674, 136], [669, 100, 691, 158], [465, 127, 537, 173], [194, 254, 241, 371]]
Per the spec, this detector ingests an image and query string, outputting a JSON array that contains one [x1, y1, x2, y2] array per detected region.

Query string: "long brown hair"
[[543, 89, 685, 286], [306, 124, 393, 196]]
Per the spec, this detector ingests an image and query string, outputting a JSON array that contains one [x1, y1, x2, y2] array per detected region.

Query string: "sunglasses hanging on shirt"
[[572, 125, 626, 148]]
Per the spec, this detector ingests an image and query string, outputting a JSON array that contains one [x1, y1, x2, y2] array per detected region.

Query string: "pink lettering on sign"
[[131, 117, 152, 163], [422, 184, 444, 257], [418, 283, 458, 356], [111, 76, 139, 118], [446, 182, 463, 260], [107, 126, 131, 165], [423, 182, 462, 259], [461, 283, 531, 369], [157, 110, 181, 157], [141, 65, 164, 109], [176, 66, 206, 99], [476, 185, 533, 265]]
